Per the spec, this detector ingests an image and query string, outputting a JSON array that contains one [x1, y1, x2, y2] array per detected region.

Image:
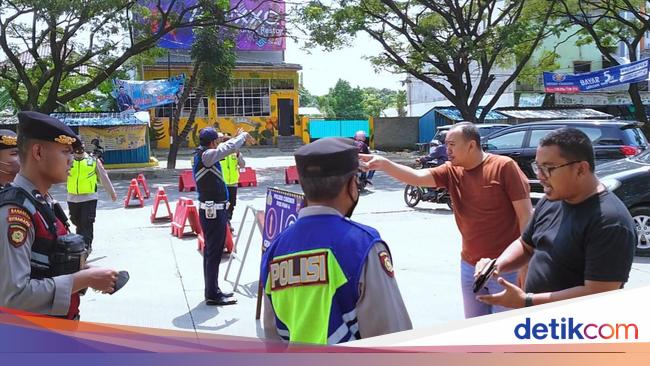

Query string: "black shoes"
[[205, 296, 237, 306], [205, 291, 237, 306]]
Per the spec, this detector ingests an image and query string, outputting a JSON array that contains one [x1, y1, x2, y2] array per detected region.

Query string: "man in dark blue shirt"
[[117, 86, 136, 112]]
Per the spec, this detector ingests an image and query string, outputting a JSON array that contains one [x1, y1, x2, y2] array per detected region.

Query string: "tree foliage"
[[166, 26, 236, 169], [556, 0, 650, 131], [296, 0, 558, 122], [0, 0, 269, 113]]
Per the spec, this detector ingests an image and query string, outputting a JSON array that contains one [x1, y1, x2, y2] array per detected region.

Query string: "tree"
[[297, 0, 558, 122], [0, 0, 271, 113], [393, 90, 406, 117], [166, 28, 236, 169], [326, 79, 366, 118], [0, 86, 14, 114], [556, 0, 650, 134], [299, 84, 318, 107]]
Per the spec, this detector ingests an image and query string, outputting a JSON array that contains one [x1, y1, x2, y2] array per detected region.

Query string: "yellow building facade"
[[143, 64, 302, 148]]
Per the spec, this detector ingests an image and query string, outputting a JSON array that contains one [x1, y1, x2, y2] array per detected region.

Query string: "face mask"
[[0, 159, 20, 176], [345, 177, 360, 218]]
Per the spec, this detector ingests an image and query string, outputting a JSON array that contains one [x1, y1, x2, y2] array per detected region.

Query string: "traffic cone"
[[150, 186, 173, 223], [123, 179, 144, 208]]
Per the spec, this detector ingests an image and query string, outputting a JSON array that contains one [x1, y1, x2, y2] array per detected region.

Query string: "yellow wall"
[[144, 68, 300, 148]]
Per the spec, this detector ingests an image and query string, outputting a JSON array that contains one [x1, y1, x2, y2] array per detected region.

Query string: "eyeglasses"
[[532, 161, 581, 177]]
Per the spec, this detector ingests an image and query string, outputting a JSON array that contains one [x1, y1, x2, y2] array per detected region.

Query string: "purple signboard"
[[262, 188, 304, 251], [142, 0, 285, 50]]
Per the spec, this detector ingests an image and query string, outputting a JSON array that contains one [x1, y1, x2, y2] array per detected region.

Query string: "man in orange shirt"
[[361, 122, 532, 318]]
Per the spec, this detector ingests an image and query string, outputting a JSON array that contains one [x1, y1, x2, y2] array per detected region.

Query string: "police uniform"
[[219, 149, 245, 222], [67, 149, 116, 249], [0, 129, 18, 187], [261, 138, 412, 345], [0, 112, 86, 319], [193, 127, 249, 305]]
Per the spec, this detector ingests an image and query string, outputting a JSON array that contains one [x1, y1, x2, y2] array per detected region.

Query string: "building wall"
[[143, 67, 300, 148], [374, 117, 419, 150]]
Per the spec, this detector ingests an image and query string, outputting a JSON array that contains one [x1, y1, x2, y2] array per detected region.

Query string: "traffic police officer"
[[0, 129, 19, 187], [0, 112, 118, 319], [194, 126, 253, 306], [261, 137, 412, 344], [67, 140, 117, 252]]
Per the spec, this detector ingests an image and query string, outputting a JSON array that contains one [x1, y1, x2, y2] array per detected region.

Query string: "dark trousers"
[[68, 200, 97, 246], [226, 186, 238, 221], [199, 208, 228, 299]]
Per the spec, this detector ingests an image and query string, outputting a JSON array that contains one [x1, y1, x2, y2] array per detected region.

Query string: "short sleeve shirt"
[[429, 154, 530, 264], [522, 190, 635, 293]]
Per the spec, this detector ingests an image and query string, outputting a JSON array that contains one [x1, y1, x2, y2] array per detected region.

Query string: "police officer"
[[0, 129, 19, 187], [261, 137, 412, 345], [194, 126, 253, 306], [0, 112, 118, 319], [67, 140, 117, 252]]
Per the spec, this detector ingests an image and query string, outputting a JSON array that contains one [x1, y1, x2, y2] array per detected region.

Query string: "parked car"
[[597, 150, 650, 256], [433, 123, 510, 144], [482, 120, 648, 192]]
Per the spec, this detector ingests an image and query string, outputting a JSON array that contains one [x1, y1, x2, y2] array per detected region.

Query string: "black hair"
[[450, 122, 480, 146], [539, 127, 595, 172]]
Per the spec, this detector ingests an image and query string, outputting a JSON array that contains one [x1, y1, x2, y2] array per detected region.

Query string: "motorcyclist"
[[416, 131, 448, 167], [416, 139, 448, 168], [354, 131, 374, 187]]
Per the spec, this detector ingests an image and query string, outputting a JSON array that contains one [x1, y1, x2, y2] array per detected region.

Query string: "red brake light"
[[620, 145, 640, 156]]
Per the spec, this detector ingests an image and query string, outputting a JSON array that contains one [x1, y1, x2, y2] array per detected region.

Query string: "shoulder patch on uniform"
[[8, 223, 28, 247], [7, 208, 32, 229], [378, 251, 394, 277]]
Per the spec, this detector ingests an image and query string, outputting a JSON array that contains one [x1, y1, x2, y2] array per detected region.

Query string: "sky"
[[283, 29, 406, 96]]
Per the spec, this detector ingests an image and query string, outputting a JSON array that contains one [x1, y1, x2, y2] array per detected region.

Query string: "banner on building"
[[555, 92, 650, 106], [262, 188, 304, 251], [543, 59, 650, 93], [79, 126, 147, 151], [142, 0, 286, 50], [111, 75, 185, 111]]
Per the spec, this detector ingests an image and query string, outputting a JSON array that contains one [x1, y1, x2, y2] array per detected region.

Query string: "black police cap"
[[294, 137, 359, 178], [0, 129, 17, 150], [17, 111, 77, 146]]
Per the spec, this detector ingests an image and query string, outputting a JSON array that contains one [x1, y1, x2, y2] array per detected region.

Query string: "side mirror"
[[481, 143, 489, 151]]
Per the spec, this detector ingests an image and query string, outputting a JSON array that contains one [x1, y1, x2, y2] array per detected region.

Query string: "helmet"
[[354, 130, 366, 141]]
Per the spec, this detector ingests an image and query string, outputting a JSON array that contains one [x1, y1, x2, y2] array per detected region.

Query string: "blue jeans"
[[460, 259, 517, 318]]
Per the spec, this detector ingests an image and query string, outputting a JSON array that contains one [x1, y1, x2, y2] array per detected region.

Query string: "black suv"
[[482, 120, 648, 192], [434, 123, 510, 143], [597, 151, 650, 256]]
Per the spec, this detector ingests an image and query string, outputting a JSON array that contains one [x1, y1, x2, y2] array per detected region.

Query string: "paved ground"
[[45, 151, 650, 340]]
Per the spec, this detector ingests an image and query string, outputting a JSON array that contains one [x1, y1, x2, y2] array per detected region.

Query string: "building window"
[[181, 93, 209, 118], [271, 79, 295, 90], [573, 61, 591, 74], [154, 105, 173, 117], [216, 79, 271, 117]]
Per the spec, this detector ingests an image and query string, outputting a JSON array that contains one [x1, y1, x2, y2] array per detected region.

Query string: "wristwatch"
[[524, 293, 534, 307]]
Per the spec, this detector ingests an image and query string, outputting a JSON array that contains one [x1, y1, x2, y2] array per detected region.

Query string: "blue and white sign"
[[111, 74, 185, 111], [543, 59, 650, 93]]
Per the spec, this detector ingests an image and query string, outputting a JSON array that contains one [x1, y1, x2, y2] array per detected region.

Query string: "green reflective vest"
[[220, 154, 240, 186], [67, 157, 97, 195]]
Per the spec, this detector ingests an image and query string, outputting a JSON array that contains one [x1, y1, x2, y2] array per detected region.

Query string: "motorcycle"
[[403, 160, 453, 210], [357, 169, 374, 193]]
